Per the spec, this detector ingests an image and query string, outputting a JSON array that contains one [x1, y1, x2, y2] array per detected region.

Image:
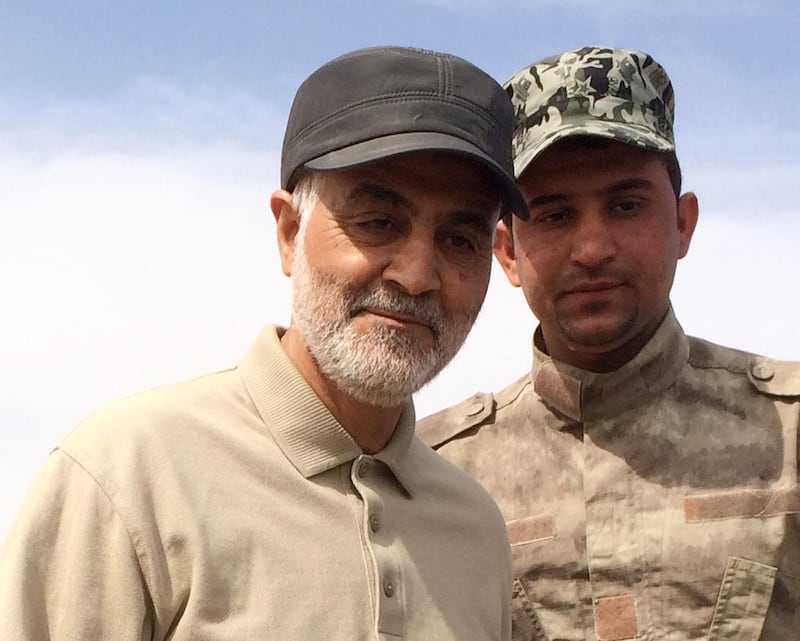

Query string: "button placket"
[[375, 555, 403, 635], [584, 420, 653, 638], [350, 455, 405, 638]]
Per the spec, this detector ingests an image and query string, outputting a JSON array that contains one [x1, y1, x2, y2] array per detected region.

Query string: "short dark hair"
[[662, 150, 682, 199]]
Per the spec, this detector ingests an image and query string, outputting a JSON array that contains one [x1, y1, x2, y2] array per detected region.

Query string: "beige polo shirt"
[[0, 326, 511, 641]]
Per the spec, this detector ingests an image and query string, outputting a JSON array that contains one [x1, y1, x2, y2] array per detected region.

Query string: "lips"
[[348, 285, 445, 339], [556, 275, 631, 306], [564, 280, 625, 294], [365, 308, 433, 330], [350, 303, 442, 341]]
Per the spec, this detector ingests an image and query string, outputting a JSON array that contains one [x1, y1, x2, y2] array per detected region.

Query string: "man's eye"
[[445, 234, 477, 252], [534, 209, 571, 225], [338, 213, 405, 245], [358, 217, 395, 231], [611, 200, 643, 217], [440, 229, 492, 258], [347, 216, 403, 239]]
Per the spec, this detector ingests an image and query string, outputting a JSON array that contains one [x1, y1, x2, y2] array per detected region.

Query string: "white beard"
[[289, 236, 478, 408]]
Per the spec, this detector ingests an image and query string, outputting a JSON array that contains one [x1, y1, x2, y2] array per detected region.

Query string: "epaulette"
[[747, 356, 800, 398], [416, 391, 495, 448], [416, 374, 531, 448], [492, 373, 530, 410], [689, 337, 800, 398]]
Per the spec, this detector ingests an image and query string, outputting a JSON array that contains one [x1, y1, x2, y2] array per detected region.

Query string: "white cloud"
[[671, 206, 800, 359], [1, 144, 284, 417], [0, 81, 288, 539], [1, 76, 282, 155]]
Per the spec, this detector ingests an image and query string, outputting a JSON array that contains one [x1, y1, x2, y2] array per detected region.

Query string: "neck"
[[555, 338, 649, 373], [280, 327, 402, 453], [538, 310, 670, 374]]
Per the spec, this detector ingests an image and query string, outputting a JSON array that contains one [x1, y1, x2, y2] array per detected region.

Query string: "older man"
[[0, 46, 527, 641], [420, 46, 800, 641]]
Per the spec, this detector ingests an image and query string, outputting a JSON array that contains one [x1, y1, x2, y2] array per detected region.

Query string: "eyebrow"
[[527, 193, 569, 209], [527, 178, 657, 208], [344, 181, 496, 232], [343, 182, 412, 209], [606, 178, 656, 193]]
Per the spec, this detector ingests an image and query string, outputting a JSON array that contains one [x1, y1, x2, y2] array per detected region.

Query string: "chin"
[[562, 316, 637, 351]]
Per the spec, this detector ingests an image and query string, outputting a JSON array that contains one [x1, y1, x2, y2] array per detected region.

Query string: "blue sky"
[[2, 1, 799, 540]]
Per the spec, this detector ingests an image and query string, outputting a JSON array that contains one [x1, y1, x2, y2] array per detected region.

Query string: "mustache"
[[556, 265, 630, 292], [349, 286, 445, 337]]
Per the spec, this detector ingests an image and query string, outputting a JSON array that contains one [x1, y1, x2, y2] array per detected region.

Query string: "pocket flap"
[[707, 557, 776, 641]]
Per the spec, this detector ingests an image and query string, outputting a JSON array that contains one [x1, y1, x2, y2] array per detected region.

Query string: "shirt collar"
[[531, 307, 690, 422], [373, 401, 417, 496], [238, 325, 416, 495]]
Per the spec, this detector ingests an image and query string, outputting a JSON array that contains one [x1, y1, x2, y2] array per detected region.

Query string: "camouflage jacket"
[[418, 309, 800, 641]]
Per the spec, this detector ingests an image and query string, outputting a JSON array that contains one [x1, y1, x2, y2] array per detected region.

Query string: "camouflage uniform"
[[418, 47, 800, 640], [419, 310, 800, 641]]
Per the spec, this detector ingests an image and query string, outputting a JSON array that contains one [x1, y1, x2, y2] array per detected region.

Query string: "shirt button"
[[357, 461, 369, 478], [465, 402, 483, 416], [751, 362, 774, 381], [383, 580, 394, 597], [369, 514, 381, 532]]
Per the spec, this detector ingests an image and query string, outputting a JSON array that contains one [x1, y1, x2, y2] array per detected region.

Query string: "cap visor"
[[514, 120, 674, 179], [304, 131, 528, 219]]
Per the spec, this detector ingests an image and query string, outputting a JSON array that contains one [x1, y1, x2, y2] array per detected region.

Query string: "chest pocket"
[[683, 486, 800, 640], [707, 557, 776, 641]]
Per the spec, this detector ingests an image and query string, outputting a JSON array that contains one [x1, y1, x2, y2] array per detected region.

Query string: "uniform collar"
[[238, 325, 417, 495], [531, 307, 690, 422]]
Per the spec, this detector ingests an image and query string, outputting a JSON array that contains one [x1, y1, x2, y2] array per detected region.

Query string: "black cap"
[[280, 46, 528, 219]]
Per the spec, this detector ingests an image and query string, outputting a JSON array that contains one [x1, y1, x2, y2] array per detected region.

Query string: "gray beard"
[[289, 241, 476, 408]]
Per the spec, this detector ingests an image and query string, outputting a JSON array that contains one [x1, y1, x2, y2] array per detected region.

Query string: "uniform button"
[[369, 514, 381, 532], [751, 362, 774, 381], [383, 580, 394, 597], [357, 460, 369, 478], [465, 402, 483, 416]]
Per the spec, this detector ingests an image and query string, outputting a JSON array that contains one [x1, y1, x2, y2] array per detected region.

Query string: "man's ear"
[[493, 219, 521, 287], [676, 191, 699, 259], [270, 189, 301, 277]]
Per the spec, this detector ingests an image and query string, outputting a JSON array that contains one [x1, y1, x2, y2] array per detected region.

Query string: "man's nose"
[[382, 235, 441, 296], [570, 213, 617, 267]]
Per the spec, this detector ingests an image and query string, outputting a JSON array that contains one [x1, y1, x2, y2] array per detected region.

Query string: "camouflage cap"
[[505, 46, 675, 177]]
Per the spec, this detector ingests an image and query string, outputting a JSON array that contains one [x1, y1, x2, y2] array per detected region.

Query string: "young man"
[[0, 46, 528, 640], [419, 46, 800, 641]]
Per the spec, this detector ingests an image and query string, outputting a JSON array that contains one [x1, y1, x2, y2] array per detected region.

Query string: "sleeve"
[[0, 450, 153, 641]]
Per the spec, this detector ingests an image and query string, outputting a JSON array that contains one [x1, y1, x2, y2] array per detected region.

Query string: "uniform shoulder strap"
[[416, 391, 495, 448], [416, 374, 530, 448], [493, 373, 529, 410], [747, 356, 800, 398]]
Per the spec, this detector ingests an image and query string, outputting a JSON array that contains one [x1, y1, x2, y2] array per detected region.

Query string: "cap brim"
[[304, 131, 529, 220], [514, 120, 674, 179]]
